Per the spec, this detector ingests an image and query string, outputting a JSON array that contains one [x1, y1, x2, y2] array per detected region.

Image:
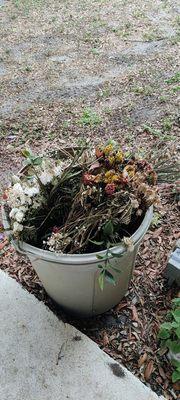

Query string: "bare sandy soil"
[[0, 0, 179, 185]]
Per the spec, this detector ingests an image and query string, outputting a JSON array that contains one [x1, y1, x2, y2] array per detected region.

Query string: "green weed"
[[98, 87, 110, 98], [143, 30, 162, 42], [162, 117, 173, 132], [143, 124, 162, 138], [159, 96, 167, 103], [25, 66, 32, 72], [172, 85, 180, 92], [78, 108, 102, 126], [132, 85, 153, 96], [165, 72, 180, 84], [151, 212, 162, 228], [104, 107, 112, 115], [158, 298, 180, 384], [91, 47, 99, 55], [133, 10, 145, 19], [62, 121, 70, 129]]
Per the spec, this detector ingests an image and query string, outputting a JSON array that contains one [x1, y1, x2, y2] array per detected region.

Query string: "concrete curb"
[[0, 270, 165, 400]]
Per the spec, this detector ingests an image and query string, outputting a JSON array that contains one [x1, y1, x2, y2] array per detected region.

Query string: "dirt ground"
[[0, 0, 179, 181], [0, 0, 180, 398]]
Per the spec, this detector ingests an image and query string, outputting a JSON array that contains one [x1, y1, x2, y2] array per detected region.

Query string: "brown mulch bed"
[[0, 189, 179, 399]]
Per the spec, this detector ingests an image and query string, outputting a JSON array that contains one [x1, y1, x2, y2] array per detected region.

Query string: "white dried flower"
[[39, 171, 53, 185], [12, 183, 26, 205], [9, 208, 19, 219], [136, 209, 143, 216], [131, 199, 139, 209], [12, 183, 24, 196], [24, 186, 39, 197], [53, 165, 62, 177], [13, 222, 23, 233], [15, 210, 24, 223]]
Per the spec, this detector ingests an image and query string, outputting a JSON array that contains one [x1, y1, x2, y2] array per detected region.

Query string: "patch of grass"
[[172, 85, 180, 92], [78, 108, 102, 126], [169, 34, 180, 45], [83, 32, 92, 43], [114, 21, 132, 38], [121, 28, 131, 38], [92, 17, 107, 29], [62, 120, 70, 129], [143, 30, 162, 42], [173, 15, 180, 27], [91, 47, 99, 55], [124, 22, 131, 29], [83, 32, 98, 45], [165, 72, 180, 84], [13, 0, 20, 7], [124, 117, 133, 127], [159, 96, 167, 103], [162, 117, 173, 132], [0, 130, 6, 139], [166, 72, 180, 93], [104, 107, 112, 115], [143, 124, 162, 138], [143, 124, 175, 141], [51, 16, 57, 23], [111, 27, 119, 33], [25, 66, 32, 72], [132, 85, 153, 96], [133, 10, 145, 19], [47, 131, 54, 139], [12, 0, 44, 15], [98, 87, 110, 98], [124, 132, 135, 144], [13, 0, 43, 7]]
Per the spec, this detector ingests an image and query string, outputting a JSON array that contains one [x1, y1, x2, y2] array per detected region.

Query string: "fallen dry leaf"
[[173, 381, 180, 391], [138, 353, 148, 368], [152, 227, 163, 238], [102, 332, 109, 347], [158, 367, 166, 380], [131, 305, 143, 327], [156, 376, 163, 385], [144, 360, 154, 381]]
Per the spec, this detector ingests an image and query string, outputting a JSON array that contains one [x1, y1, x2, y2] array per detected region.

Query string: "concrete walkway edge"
[[0, 270, 165, 400]]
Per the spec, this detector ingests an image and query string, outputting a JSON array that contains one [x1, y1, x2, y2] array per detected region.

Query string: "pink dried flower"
[[83, 173, 94, 185], [105, 183, 116, 195], [52, 226, 61, 233]]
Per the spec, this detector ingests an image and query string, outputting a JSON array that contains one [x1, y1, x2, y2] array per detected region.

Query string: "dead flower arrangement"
[[3, 140, 159, 288]]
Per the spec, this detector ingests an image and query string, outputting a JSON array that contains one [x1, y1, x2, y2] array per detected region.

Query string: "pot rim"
[[1, 205, 153, 265]]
